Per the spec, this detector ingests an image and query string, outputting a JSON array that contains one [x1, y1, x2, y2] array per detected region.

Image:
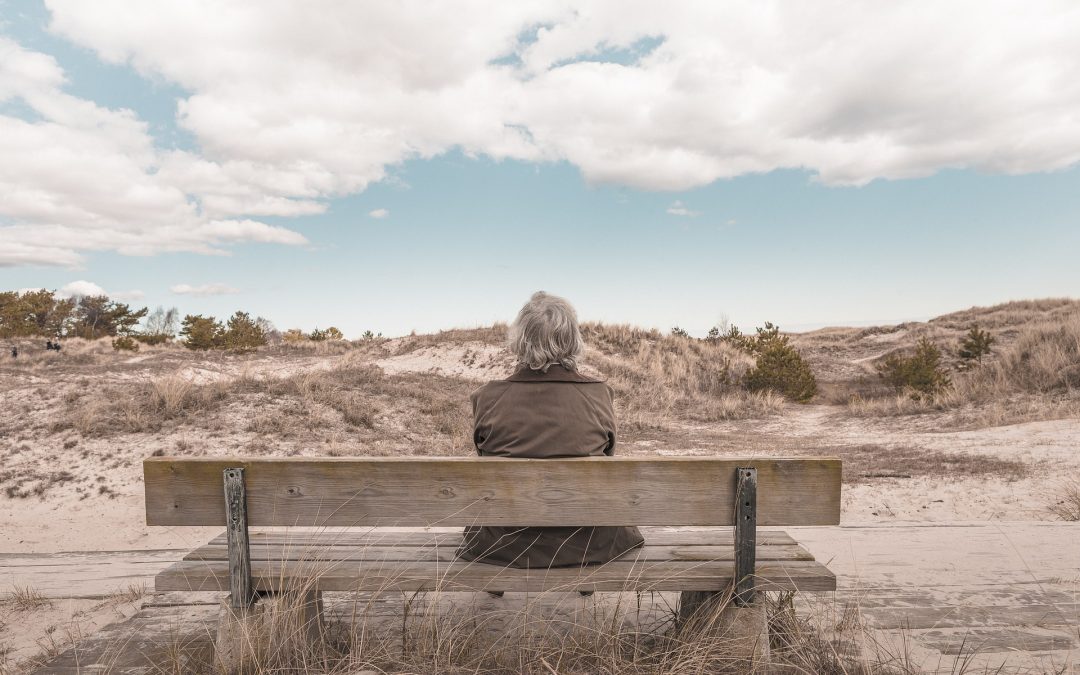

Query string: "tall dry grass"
[[125, 571, 956, 675], [846, 310, 1080, 427], [583, 323, 782, 427]]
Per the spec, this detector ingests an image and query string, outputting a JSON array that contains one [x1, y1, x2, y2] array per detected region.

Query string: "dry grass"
[[5, 584, 51, 611], [1048, 480, 1080, 521], [114, 576, 976, 675], [843, 307, 1080, 427], [583, 323, 782, 429]]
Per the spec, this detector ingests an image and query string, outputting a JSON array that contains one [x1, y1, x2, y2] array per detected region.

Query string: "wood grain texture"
[[223, 467, 254, 609], [206, 528, 800, 548], [155, 558, 836, 593], [734, 467, 757, 605], [184, 543, 816, 564], [145, 456, 841, 527]]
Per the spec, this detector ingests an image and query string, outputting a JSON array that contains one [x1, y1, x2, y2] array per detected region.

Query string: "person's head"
[[508, 291, 584, 372]]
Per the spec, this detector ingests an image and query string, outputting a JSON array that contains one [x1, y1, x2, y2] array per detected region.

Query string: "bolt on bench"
[[145, 456, 840, 658]]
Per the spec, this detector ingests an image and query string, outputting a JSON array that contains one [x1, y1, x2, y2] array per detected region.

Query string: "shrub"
[[223, 311, 267, 352], [180, 314, 225, 350], [282, 328, 306, 344], [112, 335, 139, 352], [671, 326, 690, 338], [323, 326, 344, 340], [958, 324, 994, 365], [134, 333, 170, 346], [877, 336, 951, 396], [744, 339, 818, 402]]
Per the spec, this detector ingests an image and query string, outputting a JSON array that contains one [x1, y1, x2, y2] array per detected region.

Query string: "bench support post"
[[734, 466, 757, 607], [224, 467, 255, 610]]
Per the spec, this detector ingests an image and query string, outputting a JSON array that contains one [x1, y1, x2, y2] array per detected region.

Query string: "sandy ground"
[[1, 332, 1079, 670]]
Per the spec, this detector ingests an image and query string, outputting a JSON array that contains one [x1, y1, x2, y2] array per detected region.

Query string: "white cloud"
[[666, 200, 700, 217], [170, 283, 240, 296], [368, 208, 389, 219], [0, 1, 1076, 268], [54, 279, 143, 300], [0, 37, 310, 267]]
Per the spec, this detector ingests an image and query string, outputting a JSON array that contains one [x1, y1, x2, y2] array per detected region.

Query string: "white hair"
[[508, 291, 584, 372]]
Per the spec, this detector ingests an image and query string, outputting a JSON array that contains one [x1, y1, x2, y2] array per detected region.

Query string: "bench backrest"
[[145, 456, 841, 528]]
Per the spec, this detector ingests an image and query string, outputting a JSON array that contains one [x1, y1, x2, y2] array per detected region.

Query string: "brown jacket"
[[456, 365, 645, 568]]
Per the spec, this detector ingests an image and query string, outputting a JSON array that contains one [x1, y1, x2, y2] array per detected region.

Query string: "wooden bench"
[[145, 456, 840, 657]]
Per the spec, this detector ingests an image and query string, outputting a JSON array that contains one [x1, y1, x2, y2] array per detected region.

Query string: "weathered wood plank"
[[734, 466, 757, 605], [145, 456, 842, 527], [155, 558, 837, 593], [223, 467, 255, 609], [206, 528, 800, 548], [185, 543, 816, 564]]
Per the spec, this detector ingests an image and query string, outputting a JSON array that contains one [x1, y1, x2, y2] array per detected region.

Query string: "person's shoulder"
[[470, 379, 512, 406]]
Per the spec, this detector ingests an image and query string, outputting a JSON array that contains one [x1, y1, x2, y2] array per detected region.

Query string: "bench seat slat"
[[205, 528, 799, 548], [184, 543, 816, 564], [155, 558, 836, 593]]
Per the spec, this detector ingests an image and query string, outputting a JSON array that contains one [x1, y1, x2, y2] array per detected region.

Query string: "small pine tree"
[[705, 325, 720, 342], [743, 335, 818, 402], [180, 314, 224, 350], [112, 335, 139, 352], [877, 336, 951, 396], [671, 326, 690, 338], [309, 328, 327, 342], [223, 311, 266, 353], [958, 324, 994, 364]]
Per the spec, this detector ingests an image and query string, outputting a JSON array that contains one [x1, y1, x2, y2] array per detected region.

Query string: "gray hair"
[[508, 291, 584, 372]]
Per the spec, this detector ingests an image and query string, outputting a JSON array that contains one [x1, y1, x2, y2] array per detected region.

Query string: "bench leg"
[[215, 600, 265, 673], [299, 589, 326, 644], [678, 591, 770, 670]]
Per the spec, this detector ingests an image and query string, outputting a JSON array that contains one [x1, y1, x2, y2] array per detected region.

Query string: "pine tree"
[[958, 324, 994, 364]]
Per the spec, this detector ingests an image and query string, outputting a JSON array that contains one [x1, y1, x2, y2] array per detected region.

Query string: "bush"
[[223, 311, 266, 352], [958, 324, 994, 365], [877, 336, 951, 396], [112, 335, 139, 352], [671, 326, 690, 338], [180, 314, 225, 350], [744, 339, 818, 402], [134, 333, 170, 346]]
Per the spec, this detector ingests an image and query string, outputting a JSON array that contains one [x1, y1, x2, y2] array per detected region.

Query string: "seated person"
[[456, 291, 644, 569]]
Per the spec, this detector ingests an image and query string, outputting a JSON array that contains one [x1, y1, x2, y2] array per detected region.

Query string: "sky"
[[1, 1, 1079, 337]]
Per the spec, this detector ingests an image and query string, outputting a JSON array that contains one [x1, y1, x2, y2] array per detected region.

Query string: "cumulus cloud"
[[368, 208, 389, 219], [666, 201, 700, 217], [55, 280, 143, 300], [0, 37, 309, 267], [170, 283, 240, 296], [3, 1, 1079, 268]]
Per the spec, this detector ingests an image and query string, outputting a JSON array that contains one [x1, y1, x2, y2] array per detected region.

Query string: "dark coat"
[[456, 365, 645, 568]]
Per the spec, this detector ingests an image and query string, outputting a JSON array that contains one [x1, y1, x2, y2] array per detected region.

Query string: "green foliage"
[[223, 311, 266, 352], [877, 336, 952, 396], [309, 327, 329, 342], [743, 336, 818, 403], [70, 295, 148, 339], [361, 330, 382, 341], [671, 326, 690, 338], [0, 289, 75, 338], [705, 325, 720, 342], [323, 326, 344, 340], [958, 324, 994, 364], [112, 335, 139, 352], [180, 314, 224, 350]]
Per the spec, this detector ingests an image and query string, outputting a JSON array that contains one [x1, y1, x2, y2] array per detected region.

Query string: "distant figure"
[[456, 291, 645, 570], [10, 345, 16, 358], [46, 340, 53, 351], [54, 341, 61, 353]]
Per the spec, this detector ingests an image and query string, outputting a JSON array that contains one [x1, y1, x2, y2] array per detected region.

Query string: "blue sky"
[[2, 1, 1078, 337]]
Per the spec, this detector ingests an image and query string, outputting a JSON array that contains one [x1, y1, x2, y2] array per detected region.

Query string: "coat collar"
[[505, 364, 603, 383]]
